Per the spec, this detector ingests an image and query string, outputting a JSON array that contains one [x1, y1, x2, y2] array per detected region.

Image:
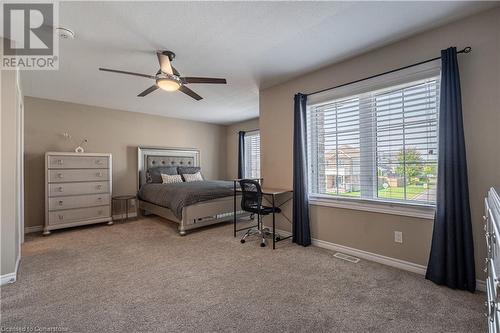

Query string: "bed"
[[137, 147, 247, 235]]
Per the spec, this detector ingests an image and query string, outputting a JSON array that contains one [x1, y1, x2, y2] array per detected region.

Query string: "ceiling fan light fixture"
[[99, 50, 226, 100], [156, 78, 181, 92]]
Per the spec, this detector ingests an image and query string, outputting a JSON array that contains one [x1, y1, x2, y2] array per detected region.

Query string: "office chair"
[[239, 179, 281, 247]]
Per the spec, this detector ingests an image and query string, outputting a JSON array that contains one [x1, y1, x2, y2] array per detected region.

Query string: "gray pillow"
[[178, 166, 204, 181], [147, 166, 178, 183]]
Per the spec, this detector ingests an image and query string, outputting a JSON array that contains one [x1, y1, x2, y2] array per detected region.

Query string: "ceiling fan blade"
[[157, 52, 173, 75], [181, 77, 227, 84], [171, 66, 180, 76], [179, 85, 203, 101], [99, 68, 156, 79], [137, 85, 159, 97]]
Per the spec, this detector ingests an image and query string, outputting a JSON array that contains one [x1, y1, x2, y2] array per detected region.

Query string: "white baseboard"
[[24, 225, 43, 234], [1, 255, 20, 286], [477, 280, 486, 292], [24, 213, 138, 235], [1, 272, 17, 286], [274, 228, 486, 292], [313, 237, 427, 274]]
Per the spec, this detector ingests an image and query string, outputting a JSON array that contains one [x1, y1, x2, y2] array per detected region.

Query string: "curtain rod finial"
[[463, 46, 472, 53]]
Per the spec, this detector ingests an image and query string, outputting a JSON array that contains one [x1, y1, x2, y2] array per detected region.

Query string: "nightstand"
[[112, 195, 137, 222]]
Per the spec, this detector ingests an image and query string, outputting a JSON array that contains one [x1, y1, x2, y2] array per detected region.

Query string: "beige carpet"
[[0, 217, 485, 332]]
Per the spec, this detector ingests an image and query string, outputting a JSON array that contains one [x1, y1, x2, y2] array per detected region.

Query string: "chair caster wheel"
[[240, 239, 245, 244], [260, 242, 266, 247]]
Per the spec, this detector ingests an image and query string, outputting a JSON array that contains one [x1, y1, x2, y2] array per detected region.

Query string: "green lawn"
[[327, 185, 426, 200], [378, 185, 426, 200]]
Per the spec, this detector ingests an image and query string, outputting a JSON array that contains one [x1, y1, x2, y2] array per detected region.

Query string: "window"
[[307, 73, 439, 206], [244, 131, 261, 178]]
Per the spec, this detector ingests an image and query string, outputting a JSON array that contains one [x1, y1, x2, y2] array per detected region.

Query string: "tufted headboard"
[[137, 147, 200, 189]]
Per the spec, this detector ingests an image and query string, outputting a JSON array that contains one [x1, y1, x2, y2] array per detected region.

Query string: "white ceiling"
[[21, 1, 495, 124]]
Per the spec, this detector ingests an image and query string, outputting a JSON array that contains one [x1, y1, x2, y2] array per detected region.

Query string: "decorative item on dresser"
[[44, 152, 113, 235], [61, 132, 89, 153], [485, 187, 500, 332]]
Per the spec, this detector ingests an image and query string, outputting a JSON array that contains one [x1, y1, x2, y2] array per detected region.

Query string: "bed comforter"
[[138, 180, 236, 220]]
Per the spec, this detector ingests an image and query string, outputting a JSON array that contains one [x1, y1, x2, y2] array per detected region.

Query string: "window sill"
[[308, 195, 435, 220]]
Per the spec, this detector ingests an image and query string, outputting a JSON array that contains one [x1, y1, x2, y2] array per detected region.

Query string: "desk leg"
[[272, 194, 276, 250], [233, 181, 237, 237]]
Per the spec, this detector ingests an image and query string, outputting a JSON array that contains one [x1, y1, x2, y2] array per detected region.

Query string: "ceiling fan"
[[99, 50, 226, 101]]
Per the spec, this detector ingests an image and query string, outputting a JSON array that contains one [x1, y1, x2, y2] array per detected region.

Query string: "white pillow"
[[183, 171, 204, 182], [161, 174, 183, 184]]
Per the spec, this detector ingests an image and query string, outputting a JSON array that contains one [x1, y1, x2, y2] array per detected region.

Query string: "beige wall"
[[225, 118, 259, 180], [1, 68, 22, 276], [24, 97, 227, 228], [260, 7, 500, 279]]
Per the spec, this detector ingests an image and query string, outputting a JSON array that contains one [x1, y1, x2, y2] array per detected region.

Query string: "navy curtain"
[[425, 47, 476, 292], [238, 131, 245, 179], [293, 93, 311, 246]]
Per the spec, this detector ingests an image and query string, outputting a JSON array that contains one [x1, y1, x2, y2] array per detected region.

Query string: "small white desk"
[[261, 188, 293, 249]]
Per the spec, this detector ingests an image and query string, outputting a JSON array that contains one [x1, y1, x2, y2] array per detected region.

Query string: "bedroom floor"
[[1, 217, 485, 332]]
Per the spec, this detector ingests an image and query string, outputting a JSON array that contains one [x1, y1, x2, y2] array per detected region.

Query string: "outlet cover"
[[394, 231, 403, 243]]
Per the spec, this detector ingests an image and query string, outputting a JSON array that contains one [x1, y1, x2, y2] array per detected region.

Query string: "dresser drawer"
[[48, 155, 109, 169], [49, 194, 110, 211], [487, 276, 500, 333], [48, 206, 111, 225], [49, 181, 109, 197], [48, 169, 109, 183]]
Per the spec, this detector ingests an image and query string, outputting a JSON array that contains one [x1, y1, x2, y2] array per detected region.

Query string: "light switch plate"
[[394, 231, 403, 243]]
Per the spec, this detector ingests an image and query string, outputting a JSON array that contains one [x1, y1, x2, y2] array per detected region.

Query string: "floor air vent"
[[334, 252, 360, 263]]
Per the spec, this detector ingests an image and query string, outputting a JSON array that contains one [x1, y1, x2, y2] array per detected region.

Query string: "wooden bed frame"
[[137, 147, 247, 235]]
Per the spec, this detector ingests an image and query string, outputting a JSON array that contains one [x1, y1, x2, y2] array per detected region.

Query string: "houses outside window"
[[307, 67, 440, 207]]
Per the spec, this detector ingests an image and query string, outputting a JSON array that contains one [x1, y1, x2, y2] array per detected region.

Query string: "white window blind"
[[307, 75, 440, 206], [244, 131, 261, 179]]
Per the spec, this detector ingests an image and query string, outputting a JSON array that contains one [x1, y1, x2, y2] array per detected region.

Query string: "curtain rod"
[[305, 46, 471, 97], [241, 129, 259, 133]]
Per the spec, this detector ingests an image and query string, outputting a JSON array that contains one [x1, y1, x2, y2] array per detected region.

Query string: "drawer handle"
[[58, 214, 64, 220], [95, 160, 103, 165], [97, 197, 102, 201], [487, 301, 496, 322], [58, 200, 63, 206], [57, 173, 63, 178], [58, 187, 64, 192], [96, 172, 103, 177], [97, 185, 102, 190], [57, 159, 64, 165]]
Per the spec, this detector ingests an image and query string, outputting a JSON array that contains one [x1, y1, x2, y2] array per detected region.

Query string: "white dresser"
[[44, 152, 113, 235], [485, 187, 500, 332]]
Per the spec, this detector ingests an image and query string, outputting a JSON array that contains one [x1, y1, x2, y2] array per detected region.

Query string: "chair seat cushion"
[[245, 204, 281, 215]]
